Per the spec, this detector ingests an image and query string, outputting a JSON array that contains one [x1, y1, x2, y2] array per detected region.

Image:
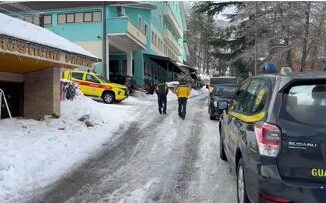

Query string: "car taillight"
[[254, 123, 281, 157], [259, 193, 291, 203]]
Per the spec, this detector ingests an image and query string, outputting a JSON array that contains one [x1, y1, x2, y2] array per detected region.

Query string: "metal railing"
[[0, 89, 12, 119]]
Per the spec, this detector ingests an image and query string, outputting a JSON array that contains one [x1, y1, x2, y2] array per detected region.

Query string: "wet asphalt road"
[[30, 94, 236, 203]]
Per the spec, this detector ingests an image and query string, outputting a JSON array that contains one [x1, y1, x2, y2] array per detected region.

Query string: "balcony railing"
[[108, 17, 147, 49], [163, 5, 183, 38], [164, 29, 181, 56]]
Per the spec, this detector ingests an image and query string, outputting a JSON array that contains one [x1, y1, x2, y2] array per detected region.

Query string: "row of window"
[[21, 11, 102, 25], [151, 31, 177, 60], [57, 11, 102, 24]]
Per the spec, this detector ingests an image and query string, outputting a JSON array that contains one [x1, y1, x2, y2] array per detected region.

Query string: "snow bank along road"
[[31, 93, 236, 203]]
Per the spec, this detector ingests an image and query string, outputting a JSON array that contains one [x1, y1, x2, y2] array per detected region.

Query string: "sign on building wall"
[[0, 35, 93, 68]]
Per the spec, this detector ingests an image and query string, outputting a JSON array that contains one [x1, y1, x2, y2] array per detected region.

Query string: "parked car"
[[208, 84, 238, 120], [63, 70, 128, 104], [219, 72, 326, 203], [208, 76, 238, 92]]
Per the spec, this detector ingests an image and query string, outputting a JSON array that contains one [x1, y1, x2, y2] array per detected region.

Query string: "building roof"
[[0, 12, 99, 60], [0, 1, 156, 11]]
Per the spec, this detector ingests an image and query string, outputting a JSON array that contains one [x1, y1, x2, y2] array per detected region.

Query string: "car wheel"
[[102, 92, 115, 104], [237, 158, 249, 203], [219, 126, 227, 161], [210, 115, 215, 120]]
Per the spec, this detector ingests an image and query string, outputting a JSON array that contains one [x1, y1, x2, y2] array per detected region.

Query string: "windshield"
[[280, 83, 326, 126], [214, 85, 238, 98]]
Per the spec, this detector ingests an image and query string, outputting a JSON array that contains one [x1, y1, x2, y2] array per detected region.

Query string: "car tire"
[[210, 115, 215, 120], [219, 126, 227, 161], [237, 158, 250, 203], [102, 92, 115, 104]]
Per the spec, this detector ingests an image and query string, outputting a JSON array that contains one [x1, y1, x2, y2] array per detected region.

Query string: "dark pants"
[[158, 94, 167, 114], [178, 97, 187, 119]]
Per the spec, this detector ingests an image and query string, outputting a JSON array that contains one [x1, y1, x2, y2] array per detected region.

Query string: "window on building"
[[32, 16, 40, 25], [43, 15, 52, 25], [144, 23, 148, 36], [84, 12, 92, 22], [66, 13, 75, 23], [23, 16, 33, 23], [138, 16, 142, 30], [58, 14, 66, 24], [117, 6, 125, 16], [93, 11, 102, 22], [154, 35, 157, 47], [75, 13, 83, 23]]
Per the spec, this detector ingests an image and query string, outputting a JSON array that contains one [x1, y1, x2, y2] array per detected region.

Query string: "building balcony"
[[164, 29, 181, 56], [108, 17, 147, 51], [163, 5, 183, 38]]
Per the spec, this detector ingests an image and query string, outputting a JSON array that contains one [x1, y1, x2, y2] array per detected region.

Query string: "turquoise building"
[[7, 1, 190, 86]]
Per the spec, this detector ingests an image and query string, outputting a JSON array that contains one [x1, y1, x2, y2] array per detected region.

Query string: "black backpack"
[[157, 83, 167, 94]]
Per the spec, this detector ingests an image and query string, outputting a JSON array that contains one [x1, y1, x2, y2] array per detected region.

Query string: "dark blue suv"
[[219, 73, 326, 203]]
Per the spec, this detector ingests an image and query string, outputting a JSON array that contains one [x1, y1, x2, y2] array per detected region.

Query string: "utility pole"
[[254, 1, 258, 75]]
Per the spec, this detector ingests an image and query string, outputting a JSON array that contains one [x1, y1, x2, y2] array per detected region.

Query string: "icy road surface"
[[32, 94, 236, 203]]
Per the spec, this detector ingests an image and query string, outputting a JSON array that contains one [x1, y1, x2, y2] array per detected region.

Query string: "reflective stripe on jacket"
[[175, 85, 191, 98]]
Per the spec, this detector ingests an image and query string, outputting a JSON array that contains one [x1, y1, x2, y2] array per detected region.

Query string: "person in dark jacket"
[[156, 80, 169, 114]]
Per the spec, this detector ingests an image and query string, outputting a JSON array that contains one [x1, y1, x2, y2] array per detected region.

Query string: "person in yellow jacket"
[[175, 81, 191, 120]]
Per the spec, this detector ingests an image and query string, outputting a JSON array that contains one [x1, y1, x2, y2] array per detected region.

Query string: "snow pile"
[[166, 81, 179, 88], [0, 94, 142, 202], [0, 13, 97, 58]]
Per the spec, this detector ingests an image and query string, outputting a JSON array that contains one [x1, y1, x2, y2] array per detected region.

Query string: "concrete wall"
[[0, 72, 23, 82], [24, 68, 61, 119]]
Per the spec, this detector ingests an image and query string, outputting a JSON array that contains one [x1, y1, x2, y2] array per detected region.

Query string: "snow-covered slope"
[[0, 94, 142, 202]]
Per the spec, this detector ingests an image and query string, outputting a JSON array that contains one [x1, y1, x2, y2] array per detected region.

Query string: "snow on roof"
[[0, 13, 98, 59]]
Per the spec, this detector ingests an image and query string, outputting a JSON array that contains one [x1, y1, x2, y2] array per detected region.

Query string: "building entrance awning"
[[176, 62, 197, 73], [145, 54, 183, 73]]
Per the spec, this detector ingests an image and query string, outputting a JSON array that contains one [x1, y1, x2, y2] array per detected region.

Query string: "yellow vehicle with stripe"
[[63, 70, 128, 103]]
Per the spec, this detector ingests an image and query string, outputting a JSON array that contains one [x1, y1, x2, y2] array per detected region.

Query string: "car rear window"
[[280, 82, 326, 126]]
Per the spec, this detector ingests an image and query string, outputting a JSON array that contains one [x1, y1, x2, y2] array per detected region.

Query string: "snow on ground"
[[0, 87, 207, 202], [0, 93, 149, 202]]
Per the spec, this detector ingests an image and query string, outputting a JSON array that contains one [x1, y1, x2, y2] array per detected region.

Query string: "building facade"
[[7, 1, 190, 86], [0, 12, 99, 119]]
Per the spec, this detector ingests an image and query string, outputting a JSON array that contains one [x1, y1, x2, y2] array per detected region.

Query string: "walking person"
[[175, 81, 191, 120], [155, 80, 169, 114]]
